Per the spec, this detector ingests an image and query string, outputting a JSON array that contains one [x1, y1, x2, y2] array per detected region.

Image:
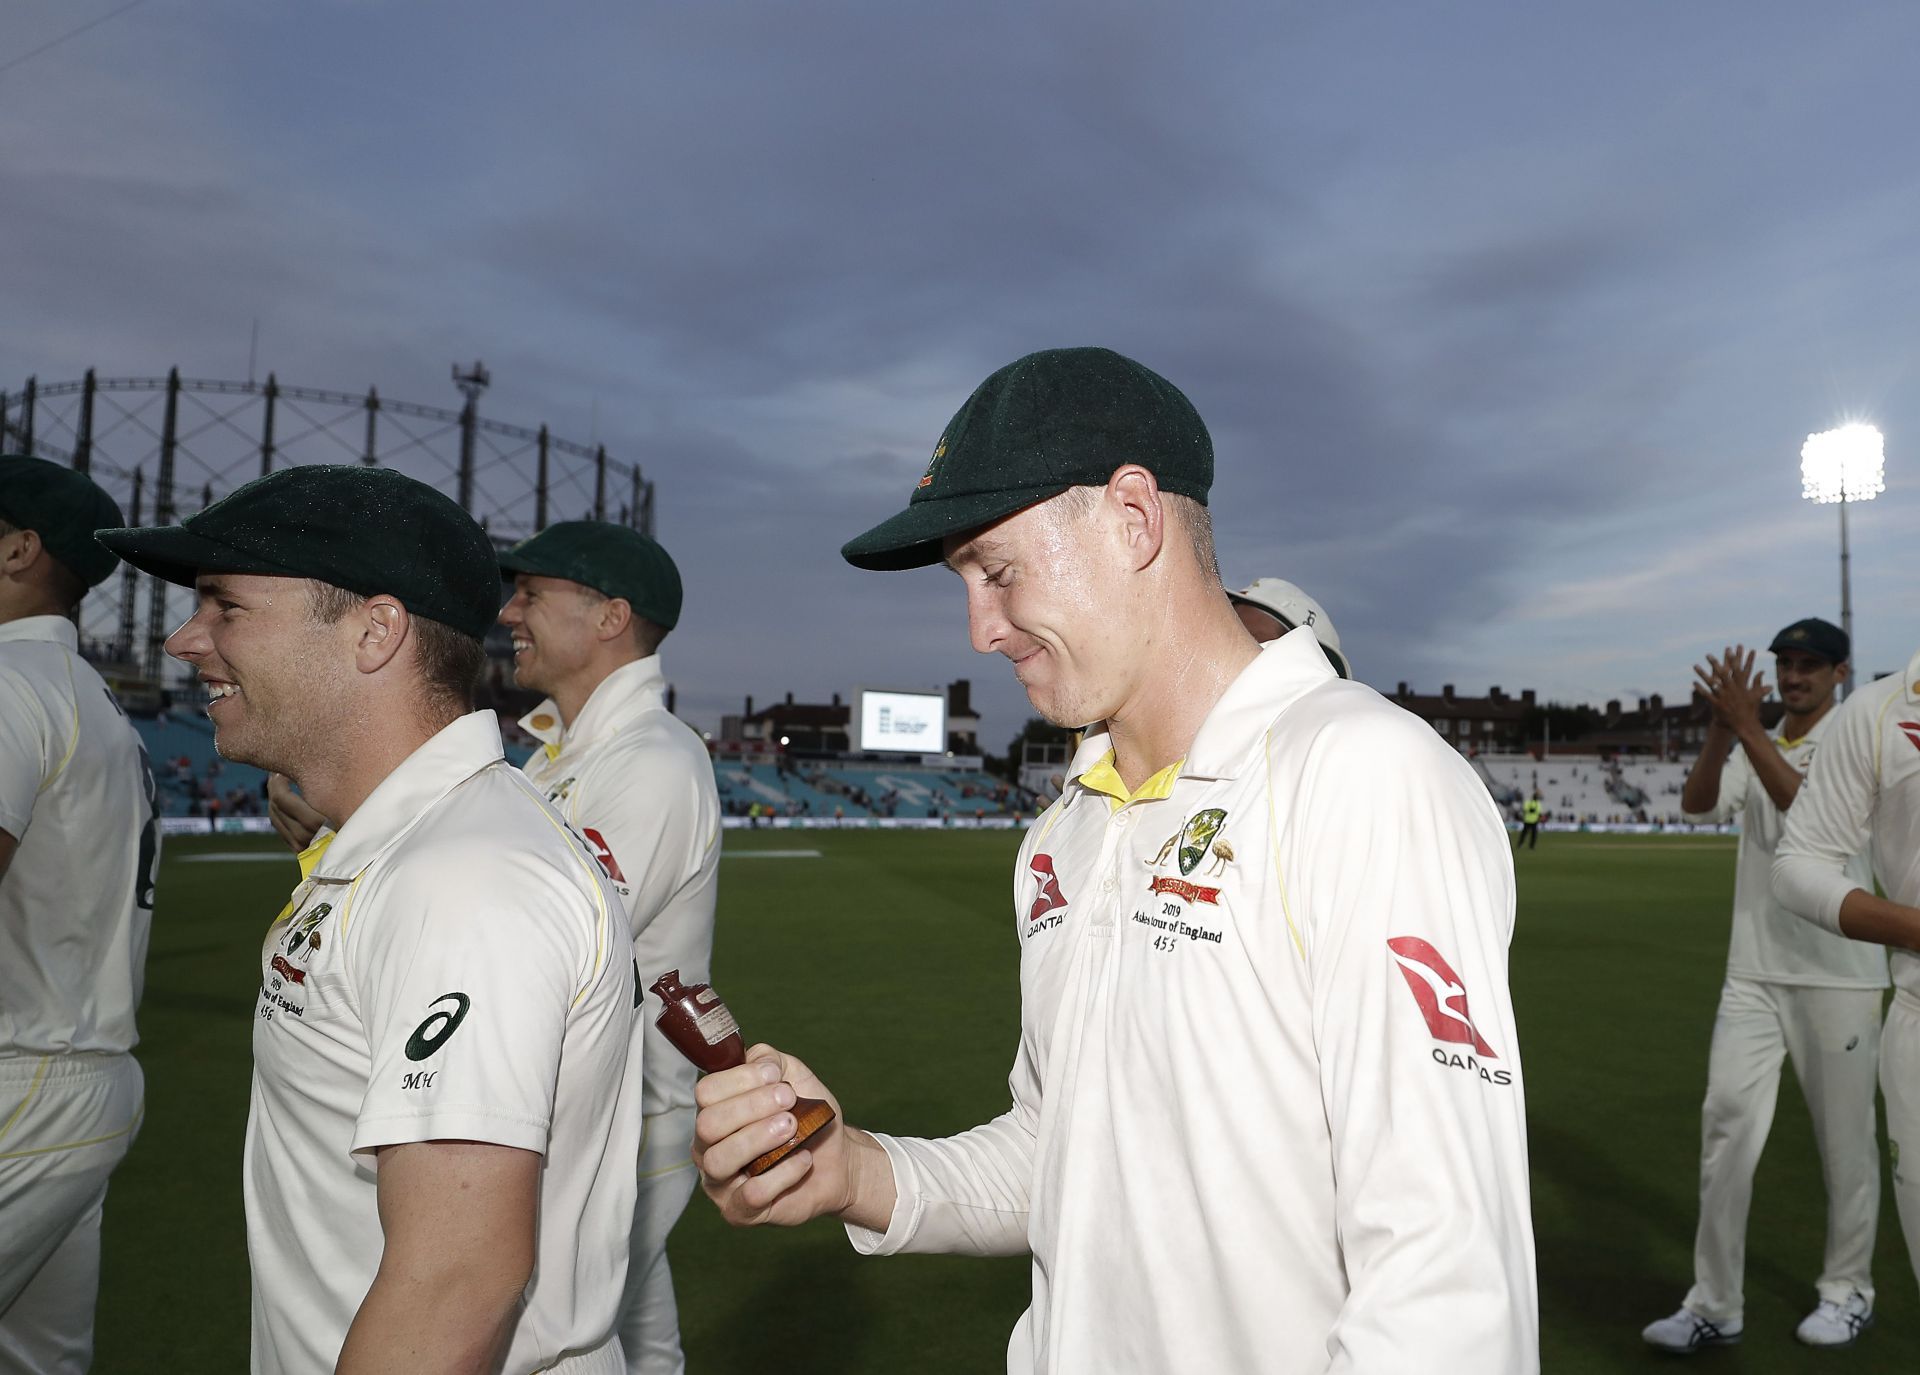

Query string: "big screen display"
[[857, 689, 946, 753]]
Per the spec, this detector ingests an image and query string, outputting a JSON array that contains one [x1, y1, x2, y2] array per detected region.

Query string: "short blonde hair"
[[1057, 484, 1218, 580]]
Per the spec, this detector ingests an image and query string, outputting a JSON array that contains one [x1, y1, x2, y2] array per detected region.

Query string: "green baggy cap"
[[841, 346, 1213, 571], [0, 455, 125, 587], [95, 464, 500, 639], [1769, 617, 1850, 665], [498, 521, 683, 631]]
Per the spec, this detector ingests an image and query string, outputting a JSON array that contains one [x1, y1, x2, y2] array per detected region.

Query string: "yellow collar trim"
[[296, 831, 336, 882], [1079, 750, 1185, 812], [272, 831, 338, 927], [542, 741, 562, 762]]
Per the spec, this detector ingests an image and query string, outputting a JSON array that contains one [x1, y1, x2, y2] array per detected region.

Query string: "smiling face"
[[1774, 648, 1846, 718], [497, 573, 605, 699], [942, 492, 1140, 729], [163, 574, 359, 773]]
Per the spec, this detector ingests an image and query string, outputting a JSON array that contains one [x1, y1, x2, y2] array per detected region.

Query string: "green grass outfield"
[[98, 830, 1917, 1372]]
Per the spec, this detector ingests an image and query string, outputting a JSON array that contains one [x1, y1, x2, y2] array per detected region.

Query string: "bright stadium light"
[[1800, 423, 1885, 504], [1800, 423, 1886, 698]]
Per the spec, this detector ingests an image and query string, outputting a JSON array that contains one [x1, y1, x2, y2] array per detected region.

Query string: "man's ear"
[[354, 596, 410, 675], [1105, 465, 1165, 572], [596, 596, 635, 646], [0, 526, 44, 577]]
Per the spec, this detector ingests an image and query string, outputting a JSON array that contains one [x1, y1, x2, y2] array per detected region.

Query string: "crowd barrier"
[[158, 816, 277, 837], [722, 815, 1027, 831]]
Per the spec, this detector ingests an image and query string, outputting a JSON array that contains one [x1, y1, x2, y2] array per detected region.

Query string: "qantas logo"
[[1028, 854, 1069, 925], [1387, 936, 1498, 1057], [583, 827, 627, 883], [1898, 722, 1920, 754]]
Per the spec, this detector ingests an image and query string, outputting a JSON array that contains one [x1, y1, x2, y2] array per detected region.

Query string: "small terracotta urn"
[[651, 970, 836, 1175]]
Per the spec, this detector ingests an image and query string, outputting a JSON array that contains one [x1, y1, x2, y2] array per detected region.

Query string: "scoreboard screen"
[[857, 689, 947, 754]]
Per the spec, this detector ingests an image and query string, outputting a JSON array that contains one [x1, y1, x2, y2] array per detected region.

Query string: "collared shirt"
[[1683, 714, 1884, 988], [0, 615, 155, 1057], [244, 711, 640, 1375], [849, 628, 1538, 1374], [519, 655, 720, 1118], [1776, 647, 1920, 1001]]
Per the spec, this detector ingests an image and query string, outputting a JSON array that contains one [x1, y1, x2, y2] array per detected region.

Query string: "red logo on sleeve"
[[1898, 721, 1920, 753], [1028, 854, 1069, 922], [1387, 936, 1498, 1057], [583, 827, 627, 883]]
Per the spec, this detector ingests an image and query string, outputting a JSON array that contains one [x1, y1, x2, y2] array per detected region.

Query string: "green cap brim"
[[497, 547, 572, 584], [95, 525, 308, 589], [840, 483, 1072, 572]]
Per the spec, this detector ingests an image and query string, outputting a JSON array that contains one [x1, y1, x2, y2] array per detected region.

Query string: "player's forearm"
[[1679, 728, 1730, 814], [334, 1261, 527, 1375], [1837, 889, 1920, 952], [849, 1113, 1036, 1257], [1735, 722, 1802, 813], [0, 828, 15, 885], [837, 1124, 900, 1233]]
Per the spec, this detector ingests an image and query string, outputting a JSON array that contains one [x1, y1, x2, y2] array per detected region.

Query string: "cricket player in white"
[[0, 458, 151, 1375], [690, 348, 1538, 1373], [1642, 625, 1885, 1353], [1776, 641, 1920, 1299], [273, 520, 720, 1375], [501, 523, 719, 1375], [100, 465, 642, 1375]]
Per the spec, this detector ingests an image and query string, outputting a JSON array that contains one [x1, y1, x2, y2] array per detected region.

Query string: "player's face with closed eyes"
[[943, 491, 1137, 729]]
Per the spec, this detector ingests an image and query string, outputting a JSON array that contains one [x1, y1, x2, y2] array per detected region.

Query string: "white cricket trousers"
[[0, 1053, 144, 1375], [618, 1107, 698, 1375], [1881, 991, 1920, 1291], [1683, 978, 1882, 1324]]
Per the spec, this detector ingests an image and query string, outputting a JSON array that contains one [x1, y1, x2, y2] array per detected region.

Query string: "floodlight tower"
[[1800, 423, 1886, 697], [452, 360, 491, 513]]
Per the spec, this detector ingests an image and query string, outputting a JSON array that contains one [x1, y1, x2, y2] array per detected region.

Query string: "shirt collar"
[[1906, 645, 1920, 704], [310, 710, 506, 880], [517, 656, 667, 762], [1065, 626, 1336, 794], [0, 614, 78, 649]]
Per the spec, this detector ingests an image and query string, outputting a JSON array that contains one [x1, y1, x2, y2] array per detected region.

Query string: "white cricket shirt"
[[849, 629, 1538, 1374], [1776, 646, 1920, 1002], [0, 615, 155, 1058], [1682, 715, 1884, 988], [244, 711, 641, 1375], [519, 655, 720, 1118]]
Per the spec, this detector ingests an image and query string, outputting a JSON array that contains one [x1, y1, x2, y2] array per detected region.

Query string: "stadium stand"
[[715, 757, 1039, 821], [1476, 754, 1699, 827], [133, 715, 271, 818]]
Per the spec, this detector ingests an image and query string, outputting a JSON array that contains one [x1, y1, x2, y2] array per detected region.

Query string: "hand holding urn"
[[651, 970, 837, 1175]]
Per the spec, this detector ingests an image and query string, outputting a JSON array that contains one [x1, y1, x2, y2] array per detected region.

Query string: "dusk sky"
[[5, 1, 1917, 751]]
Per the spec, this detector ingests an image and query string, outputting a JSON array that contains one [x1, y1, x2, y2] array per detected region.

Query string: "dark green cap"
[[96, 464, 499, 640], [0, 455, 125, 587], [841, 346, 1213, 571], [498, 521, 683, 631], [1770, 617, 1850, 664]]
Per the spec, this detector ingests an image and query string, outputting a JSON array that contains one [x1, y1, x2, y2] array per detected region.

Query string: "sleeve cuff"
[[351, 1108, 551, 1159], [1772, 854, 1859, 936], [843, 1132, 923, 1256]]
